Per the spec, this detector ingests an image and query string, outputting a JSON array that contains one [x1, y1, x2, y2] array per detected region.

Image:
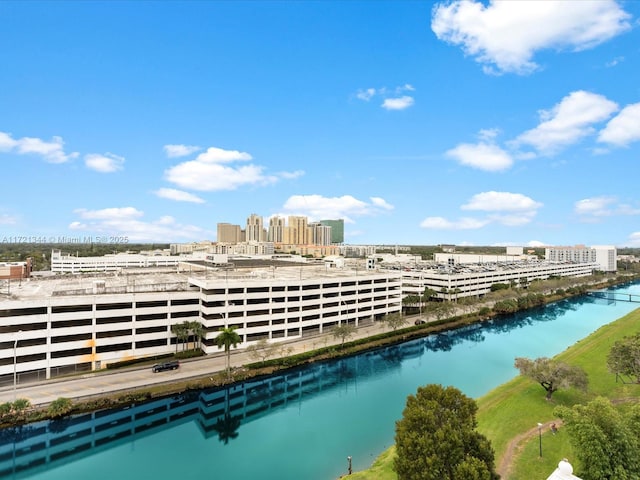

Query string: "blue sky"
[[1, 1, 639, 247]]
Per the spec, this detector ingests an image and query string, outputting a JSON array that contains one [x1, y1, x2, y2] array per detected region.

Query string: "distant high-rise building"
[[246, 214, 266, 242], [268, 216, 285, 243], [319, 219, 344, 244], [217, 223, 243, 243], [309, 222, 332, 246], [285, 216, 309, 245]]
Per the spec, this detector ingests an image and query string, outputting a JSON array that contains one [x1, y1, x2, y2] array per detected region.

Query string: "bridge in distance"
[[587, 290, 640, 303]]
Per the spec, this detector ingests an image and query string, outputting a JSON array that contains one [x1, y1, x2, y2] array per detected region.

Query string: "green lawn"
[[345, 307, 640, 480]]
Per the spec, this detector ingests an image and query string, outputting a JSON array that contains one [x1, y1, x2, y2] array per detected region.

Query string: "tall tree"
[[555, 397, 640, 480], [402, 294, 421, 314], [607, 332, 640, 383], [422, 287, 436, 302], [188, 321, 205, 351], [514, 357, 588, 400], [383, 312, 407, 331], [332, 324, 356, 348], [215, 327, 242, 379], [246, 338, 277, 365], [394, 384, 498, 480], [171, 322, 189, 353]]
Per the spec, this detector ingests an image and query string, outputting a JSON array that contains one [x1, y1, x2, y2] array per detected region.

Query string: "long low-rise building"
[[0, 265, 402, 386], [50, 249, 190, 273], [399, 260, 598, 299]]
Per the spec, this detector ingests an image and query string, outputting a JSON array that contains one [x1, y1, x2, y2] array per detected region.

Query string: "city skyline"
[[1, 1, 640, 247]]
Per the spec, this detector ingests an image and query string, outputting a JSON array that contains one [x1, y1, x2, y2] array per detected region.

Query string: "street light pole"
[[537, 422, 543, 457]]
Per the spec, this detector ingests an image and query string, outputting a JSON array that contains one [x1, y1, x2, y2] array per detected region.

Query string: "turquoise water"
[[2, 283, 639, 480]]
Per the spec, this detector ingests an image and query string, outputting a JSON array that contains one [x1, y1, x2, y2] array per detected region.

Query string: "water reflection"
[[0, 284, 636, 478]]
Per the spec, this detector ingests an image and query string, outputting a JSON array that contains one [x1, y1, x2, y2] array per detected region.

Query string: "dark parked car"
[[152, 360, 180, 373]]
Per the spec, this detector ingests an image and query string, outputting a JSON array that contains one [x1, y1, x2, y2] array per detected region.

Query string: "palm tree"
[[188, 321, 205, 351], [171, 323, 189, 353], [215, 327, 242, 379], [402, 294, 420, 315]]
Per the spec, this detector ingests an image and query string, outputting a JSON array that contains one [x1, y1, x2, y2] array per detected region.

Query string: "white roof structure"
[[547, 459, 582, 480]]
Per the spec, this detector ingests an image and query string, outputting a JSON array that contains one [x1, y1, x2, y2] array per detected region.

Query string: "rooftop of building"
[[0, 259, 386, 302], [382, 258, 598, 276]]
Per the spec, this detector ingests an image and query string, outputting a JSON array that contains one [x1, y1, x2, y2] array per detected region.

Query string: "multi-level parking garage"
[[0, 255, 604, 386], [398, 260, 599, 300], [0, 265, 402, 385]]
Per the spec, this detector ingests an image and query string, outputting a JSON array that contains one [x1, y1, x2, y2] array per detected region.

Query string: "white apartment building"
[[0, 266, 402, 385], [309, 222, 333, 246], [268, 216, 285, 243], [170, 241, 215, 255], [545, 245, 617, 272], [246, 214, 266, 242]]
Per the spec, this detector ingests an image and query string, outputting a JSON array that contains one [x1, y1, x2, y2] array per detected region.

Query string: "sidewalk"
[[1, 318, 396, 407]]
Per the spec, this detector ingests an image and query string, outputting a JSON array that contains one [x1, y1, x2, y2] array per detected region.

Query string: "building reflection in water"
[[0, 295, 596, 478]]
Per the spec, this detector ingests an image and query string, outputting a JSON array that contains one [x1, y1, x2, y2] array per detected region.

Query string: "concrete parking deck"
[[0, 319, 406, 407]]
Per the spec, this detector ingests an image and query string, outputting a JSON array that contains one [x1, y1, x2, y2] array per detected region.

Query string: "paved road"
[[0, 320, 396, 407]]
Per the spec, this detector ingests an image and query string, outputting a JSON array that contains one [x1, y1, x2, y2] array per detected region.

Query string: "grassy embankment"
[[347, 307, 640, 480]]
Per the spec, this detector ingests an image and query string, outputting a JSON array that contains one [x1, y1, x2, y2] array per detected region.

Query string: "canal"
[[1, 283, 639, 480]]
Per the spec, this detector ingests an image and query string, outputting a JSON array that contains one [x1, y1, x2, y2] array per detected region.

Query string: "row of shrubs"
[[0, 397, 73, 427]]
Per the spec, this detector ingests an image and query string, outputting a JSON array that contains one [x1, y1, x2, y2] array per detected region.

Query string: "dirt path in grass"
[[497, 420, 562, 480]]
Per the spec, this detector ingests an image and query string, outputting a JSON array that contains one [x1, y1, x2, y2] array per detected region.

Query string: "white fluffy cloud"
[[164, 145, 299, 191], [515, 91, 618, 154], [420, 216, 489, 230], [356, 88, 377, 101], [598, 102, 640, 147], [421, 191, 542, 230], [574, 196, 640, 221], [166, 161, 275, 191], [282, 194, 394, 223], [0, 131, 79, 163], [527, 240, 547, 247], [628, 232, 640, 247], [446, 142, 513, 171], [162, 145, 202, 158], [84, 153, 125, 173], [74, 207, 143, 220], [154, 188, 205, 204], [370, 197, 394, 211], [278, 170, 305, 180], [69, 207, 205, 241], [447, 90, 626, 171], [163, 144, 202, 158], [462, 191, 543, 212], [431, 0, 632, 75], [194, 147, 252, 163], [355, 85, 415, 110], [382, 96, 415, 111], [574, 196, 616, 217], [0, 213, 17, 225]]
